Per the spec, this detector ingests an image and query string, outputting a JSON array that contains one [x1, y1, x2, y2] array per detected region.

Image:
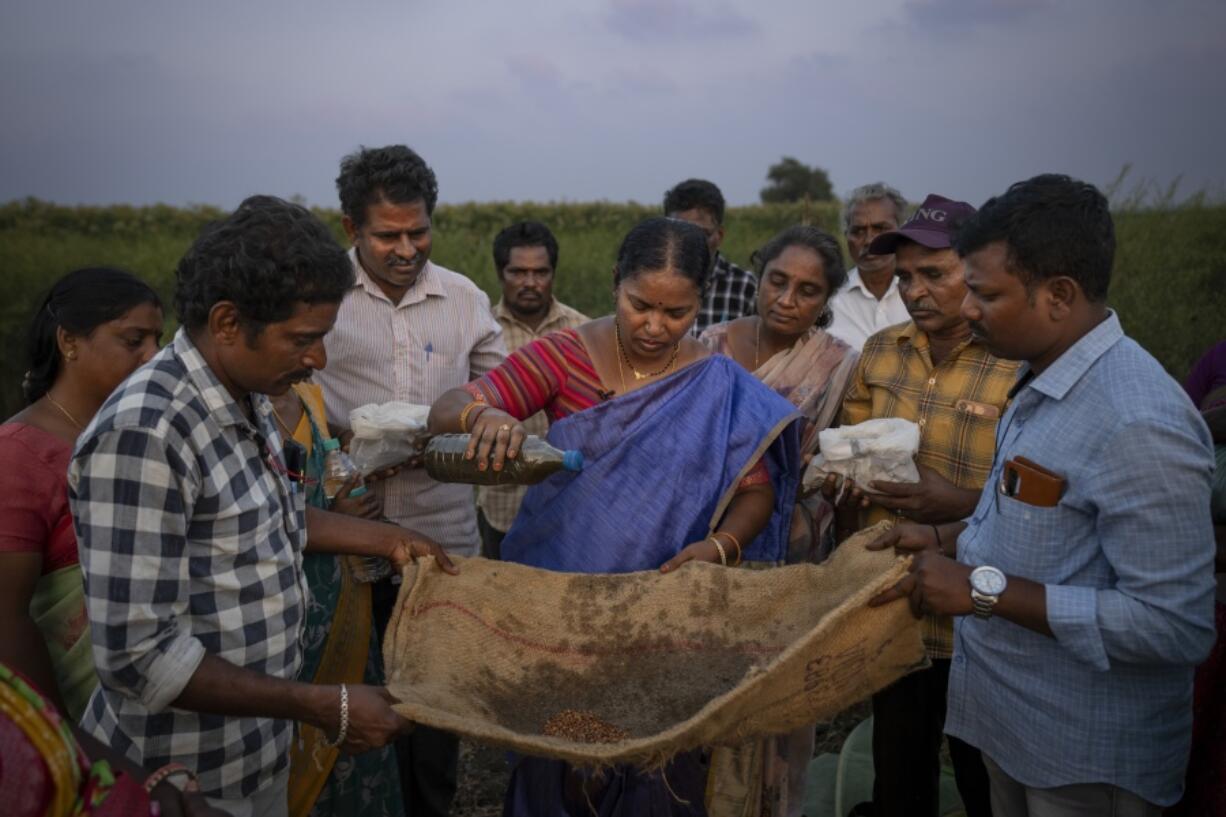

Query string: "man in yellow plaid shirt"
[[834, 195, 1019, 817], [476, 221, 588, 558]]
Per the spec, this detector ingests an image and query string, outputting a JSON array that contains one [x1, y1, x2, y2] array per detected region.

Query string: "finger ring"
[[499, 424, 511, 433]]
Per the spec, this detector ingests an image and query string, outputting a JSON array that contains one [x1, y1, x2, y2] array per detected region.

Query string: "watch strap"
[[970, 588, 997, 619]]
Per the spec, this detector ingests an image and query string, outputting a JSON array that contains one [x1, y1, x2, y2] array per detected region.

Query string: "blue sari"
[[501, 356, 802, 817]]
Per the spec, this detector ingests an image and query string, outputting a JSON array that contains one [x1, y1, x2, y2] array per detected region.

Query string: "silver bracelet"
[[323, 683, 349, 748]]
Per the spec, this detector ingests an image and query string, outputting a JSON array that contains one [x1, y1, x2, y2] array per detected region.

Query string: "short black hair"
[[336, 144, 440, 227], [751, 225, 848, 326], [492, 221, 559, 274], [23, 268, 161, 403], [955, 174, 1115, 302], [663, 178, 726, 225], [174, 195, 354, 335], [615, 217, 711, 291]]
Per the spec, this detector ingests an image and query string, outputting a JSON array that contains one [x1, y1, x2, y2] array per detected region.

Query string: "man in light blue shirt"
[[868, 174, 1216, 816]]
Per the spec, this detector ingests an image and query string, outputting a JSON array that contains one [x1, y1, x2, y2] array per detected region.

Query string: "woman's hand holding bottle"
[[465, 407, 528, 473]]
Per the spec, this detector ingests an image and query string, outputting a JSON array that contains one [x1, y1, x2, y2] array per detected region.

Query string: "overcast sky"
[[2, 0, 1223, 209]]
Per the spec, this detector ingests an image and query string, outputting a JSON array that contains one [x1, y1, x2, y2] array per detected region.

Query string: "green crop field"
[[1, 198, 1223, 417]]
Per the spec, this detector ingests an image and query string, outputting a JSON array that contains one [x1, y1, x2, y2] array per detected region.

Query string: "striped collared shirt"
[[841, 321, 1020, 657], [477, 297, 589, 532], [316, 249, 507, 555], [69, 329, 307, 799]]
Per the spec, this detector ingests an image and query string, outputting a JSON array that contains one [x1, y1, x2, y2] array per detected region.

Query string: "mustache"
[[385, 255, 419, 268]]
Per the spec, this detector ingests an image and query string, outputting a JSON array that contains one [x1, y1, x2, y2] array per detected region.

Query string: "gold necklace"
[[269, 404, 296, 438], [45, 394, 83, 430], [614, 320, 680, 387]]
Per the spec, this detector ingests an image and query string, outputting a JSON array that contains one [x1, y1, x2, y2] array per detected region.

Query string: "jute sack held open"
[[384, 521, 924, 767]]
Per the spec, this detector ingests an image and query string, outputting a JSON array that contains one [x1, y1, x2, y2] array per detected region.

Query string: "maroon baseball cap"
[[868, 194, 976, 255]]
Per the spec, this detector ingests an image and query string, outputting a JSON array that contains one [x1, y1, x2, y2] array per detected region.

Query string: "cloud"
[[505, 54, 568, 92], [904, 0, 1050, 30], [604, 0, 759, 41]]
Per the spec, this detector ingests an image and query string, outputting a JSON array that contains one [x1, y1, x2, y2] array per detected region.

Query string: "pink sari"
[[703, 323, 859, 560]]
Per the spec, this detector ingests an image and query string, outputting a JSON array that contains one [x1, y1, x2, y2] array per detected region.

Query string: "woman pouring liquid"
[[429, 217, 803, 817]]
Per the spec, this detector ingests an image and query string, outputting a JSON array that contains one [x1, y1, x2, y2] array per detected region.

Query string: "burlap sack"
[[384, 521, 924, 767]]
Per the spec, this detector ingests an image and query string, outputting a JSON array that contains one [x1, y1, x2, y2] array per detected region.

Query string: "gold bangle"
[[458, 401, 485, 433], [708, 536, 727, 566], [713, 531, 742, 566]]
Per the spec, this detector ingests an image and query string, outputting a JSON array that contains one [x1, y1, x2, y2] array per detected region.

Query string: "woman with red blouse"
[[0, 268, 163, 721], [430, 218, 803, 816]]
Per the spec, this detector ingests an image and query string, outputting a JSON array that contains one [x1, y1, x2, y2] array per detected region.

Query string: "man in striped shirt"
[[315, 145, 506, 817], [476, 221, 588, 558]]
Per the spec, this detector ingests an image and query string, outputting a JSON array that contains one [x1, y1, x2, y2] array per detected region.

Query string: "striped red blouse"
[[464, 328, 769, 487]]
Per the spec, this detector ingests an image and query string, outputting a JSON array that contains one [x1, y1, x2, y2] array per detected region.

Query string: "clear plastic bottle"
[[320, 437, 391, 583], [423, 434, 584, 486]]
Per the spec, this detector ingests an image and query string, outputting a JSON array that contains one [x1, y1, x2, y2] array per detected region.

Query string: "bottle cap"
[[322, 437, 341, 452], [562, 450, 584, 472]]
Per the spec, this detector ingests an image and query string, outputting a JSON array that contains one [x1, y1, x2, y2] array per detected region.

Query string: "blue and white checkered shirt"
[[691, 252, 758, 336], [946, 312, 1216, 806], [68, 328, 307, 799]]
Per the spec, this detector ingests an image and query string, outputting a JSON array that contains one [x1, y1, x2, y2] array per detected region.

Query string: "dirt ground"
[[449, 700, 873, 817]]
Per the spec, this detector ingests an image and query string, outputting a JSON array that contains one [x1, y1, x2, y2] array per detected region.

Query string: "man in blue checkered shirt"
[[664, 178, 758, 336], [68, 196, 454, 816], [869, 175, 1215, 816]]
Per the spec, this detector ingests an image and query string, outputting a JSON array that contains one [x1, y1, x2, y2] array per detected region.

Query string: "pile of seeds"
[[542, 709, 630, 744]]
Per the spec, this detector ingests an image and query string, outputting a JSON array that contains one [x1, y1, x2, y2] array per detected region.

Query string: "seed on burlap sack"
[[382, 521, 925, 766], [543, 709, 630, 743]]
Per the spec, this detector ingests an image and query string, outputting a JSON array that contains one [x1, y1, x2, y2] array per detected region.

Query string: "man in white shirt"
[[827, 182, 911, 350], [315, 144, 507, 817]]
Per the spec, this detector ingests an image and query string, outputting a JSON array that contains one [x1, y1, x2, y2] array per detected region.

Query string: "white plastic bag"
[[347, 402, 432, 475], [802, 418, 921, 495]]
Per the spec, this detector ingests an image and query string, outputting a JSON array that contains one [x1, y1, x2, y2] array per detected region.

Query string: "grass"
[[0, 198, 1222, 416]]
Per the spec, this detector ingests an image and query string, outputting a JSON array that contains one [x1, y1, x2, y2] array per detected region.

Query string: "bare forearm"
[[0, 616, 68, 713], [172, 653, 334, 731], [427, 388, 478, 433], [993, 576, 1053, 637], [945, 488, 981, 522], [305, 505, 392, 557], [717, 484, 774, 555], [934, 521, 968, 557]]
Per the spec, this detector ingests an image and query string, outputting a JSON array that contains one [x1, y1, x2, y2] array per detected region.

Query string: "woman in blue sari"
[[430, 217, 803, 817]]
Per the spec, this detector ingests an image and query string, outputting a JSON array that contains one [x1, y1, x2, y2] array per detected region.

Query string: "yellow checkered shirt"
[[841, 321, 1021, 657], [476, 298, 589, 532]]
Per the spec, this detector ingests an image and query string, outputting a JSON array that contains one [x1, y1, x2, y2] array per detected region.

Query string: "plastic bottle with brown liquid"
[[424, 434, 583, 485], [321, 437, 392, 583]]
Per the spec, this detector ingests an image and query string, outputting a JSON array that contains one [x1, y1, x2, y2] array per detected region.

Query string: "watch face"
[[972, 567, 1007, 595]]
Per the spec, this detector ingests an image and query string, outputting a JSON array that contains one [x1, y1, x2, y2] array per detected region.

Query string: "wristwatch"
[[969, 566, 1007, 619]]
